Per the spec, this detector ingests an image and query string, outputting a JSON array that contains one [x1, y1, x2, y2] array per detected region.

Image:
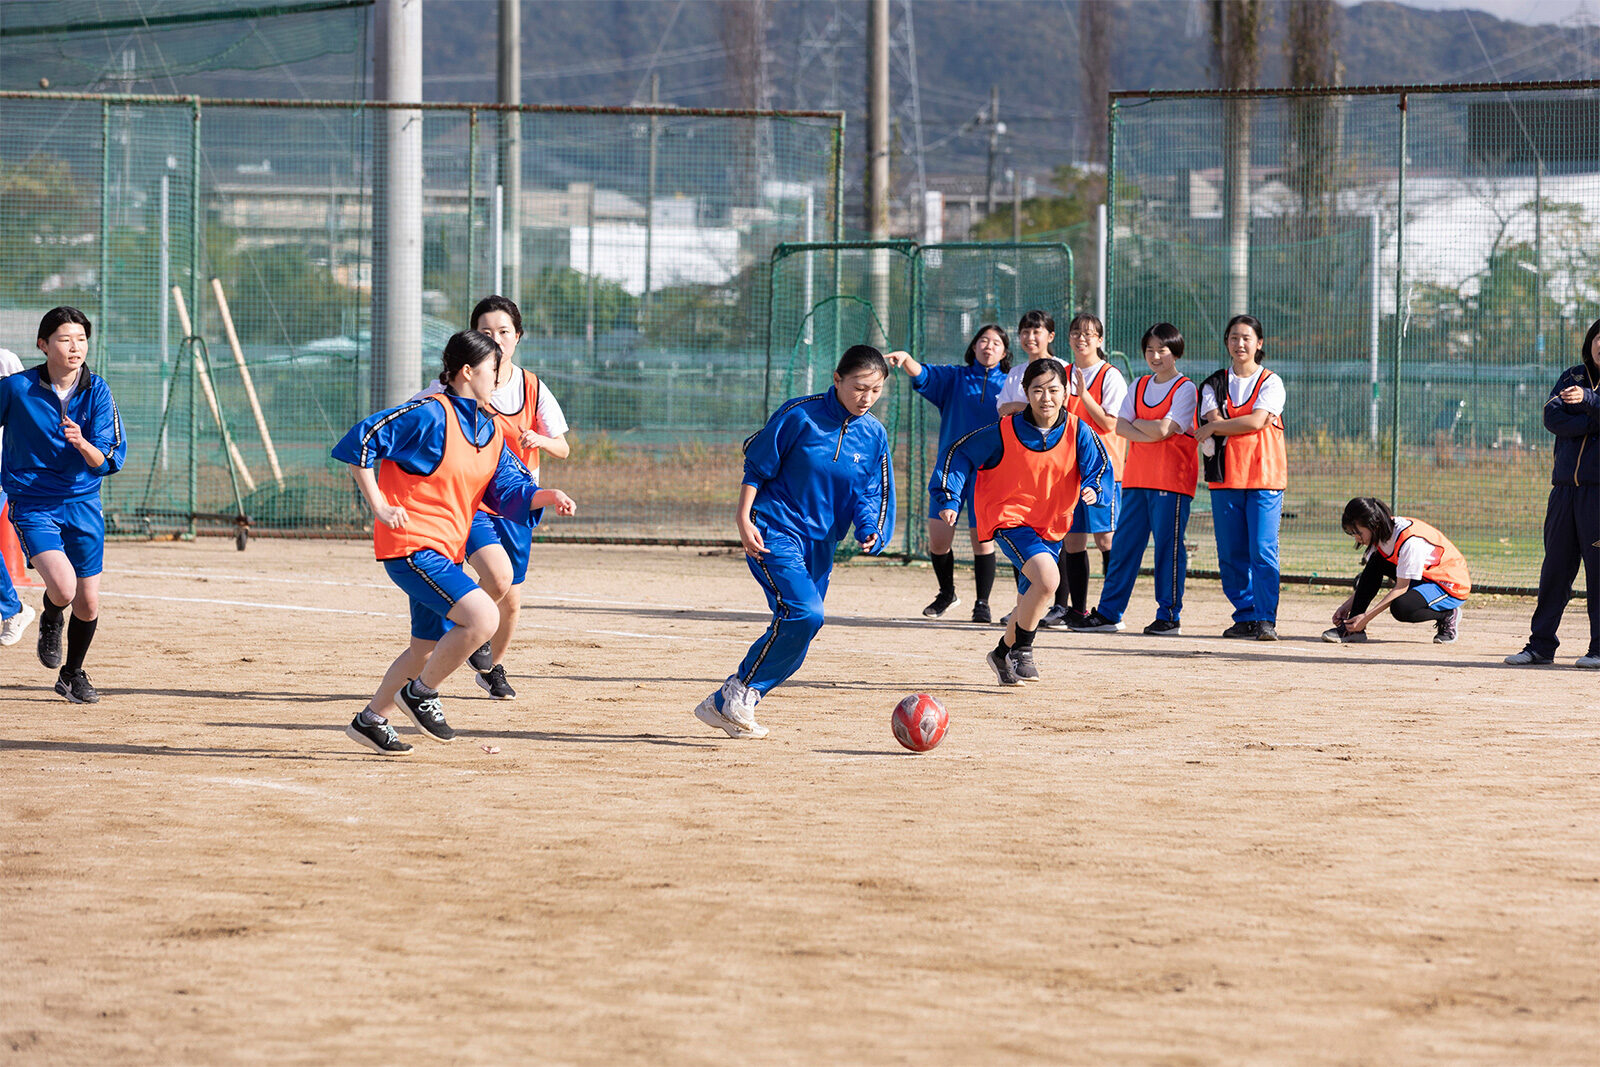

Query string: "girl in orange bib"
[[331, 331, 576, 756], [1324, 497, 1470, 644]]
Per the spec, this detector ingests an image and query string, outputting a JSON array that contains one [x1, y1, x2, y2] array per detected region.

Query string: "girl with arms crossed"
[[418, 295, 571, 700], [1073, 322, 1199, 635], [1195, 314, 1287, 641], [695, 345, 896, 739], [1325, 497, 1469, 644], [0, 308, 126, 702], [883, 324, 1010, 623], [935, 359, 1108, 686], [332, 331, 575, 756]]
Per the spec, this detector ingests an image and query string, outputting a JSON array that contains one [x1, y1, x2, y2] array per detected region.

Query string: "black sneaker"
[[37, 610, 64, 669], [54, 667, 99, 704], [345, 711, 413, 755], [969, 600, 992, 624], [1222, 621, 1259, 639], [475, 664, 517, 700], [1143, 618, 1182, 636], [1503, 648, 1552, 665], [1255, 622, 1280, 641], [1037, 604, 1071, 629], [985, 647, 1023, 686], [1008, 647, 1039, 680], [1322, 624, 1368, 644], [397, 680, 455, 742], [922, 590, 959, 618], [467, 641, 494, 673], [1063, 607, 1091, 629], [1068, 608, 1124, 633], [1433, 606, 1460, 644]]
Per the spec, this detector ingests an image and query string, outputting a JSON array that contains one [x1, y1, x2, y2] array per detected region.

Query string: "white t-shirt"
[[1198, 366, 1286, 418], [416, 366, 568, 437], [0, 348, 20, 456], [995, 356, 1067, 411], [1074, 361, 1128, 424], [1117, 374, 1198, 430], [1367, 518, 1433, 581]]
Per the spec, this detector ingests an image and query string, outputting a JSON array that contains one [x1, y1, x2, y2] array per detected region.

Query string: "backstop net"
[[1110, 82, 1600, 592]]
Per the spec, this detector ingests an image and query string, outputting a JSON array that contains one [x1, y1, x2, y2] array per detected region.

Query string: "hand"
[[938, 508, 958, 527], [1072, 366, 1087, 393], [859, 534, 878, 552], [61, 416, 85, 448], [548, 490, 577, 517], [883, 350, 911, 368], [373, 502, 408, 529], [1195, 422, 1214, 442], [1345, 612, 1369, 634], [518, 429, 549, 451], [1560, 385, 1586, 405], [738, 518, 767, 557], [1080, 486, 1097, 506], [1332, 602, 1351, 625]]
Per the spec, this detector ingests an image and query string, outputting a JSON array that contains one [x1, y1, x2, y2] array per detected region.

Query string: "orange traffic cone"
[[0, 500, 38, 587]]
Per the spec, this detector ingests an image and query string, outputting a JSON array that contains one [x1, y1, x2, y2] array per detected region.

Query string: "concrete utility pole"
[[867, 0, 890, 345], [984, 84, 1001, 216], [373, 0, 423, 409], [498, 0, 522, 304]]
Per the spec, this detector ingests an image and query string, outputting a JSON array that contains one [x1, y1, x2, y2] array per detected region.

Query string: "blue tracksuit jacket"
[[331, 392, 545, 527], [0, 365, 127, 504], [912, 362, 1008, 501]]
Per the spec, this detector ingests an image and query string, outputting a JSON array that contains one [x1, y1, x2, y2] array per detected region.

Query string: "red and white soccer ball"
[[892, 693, 948, 753]]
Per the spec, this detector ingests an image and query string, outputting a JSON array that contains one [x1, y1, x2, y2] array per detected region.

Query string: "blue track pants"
[[734, 526, 835, 699], [1210, 487, 1283, 624], [0, 494, 21, 620], [1097, 488, 1192, 623]]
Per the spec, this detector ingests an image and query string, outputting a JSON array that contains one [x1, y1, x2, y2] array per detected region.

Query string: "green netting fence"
[[768, 240, 1074, 557], [1110, 80, 1600, 593], [0, 91, 843, 542]]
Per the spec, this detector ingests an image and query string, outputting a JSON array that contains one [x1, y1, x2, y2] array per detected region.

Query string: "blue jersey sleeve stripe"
[[359, 398, 431, 468]]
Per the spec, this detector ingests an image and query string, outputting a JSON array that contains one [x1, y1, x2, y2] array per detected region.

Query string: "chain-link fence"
[[0, 91, 843, 541], [1109, 80, 1600, 592]]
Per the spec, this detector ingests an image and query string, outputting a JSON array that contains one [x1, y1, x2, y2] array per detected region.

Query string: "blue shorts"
[[926, 483, 979, 530], [464, 510, 534, 585], [991, 525, 1061, 597], [1069, 479, 1120, 535], [1413, 580, 1465, 611], [383, 549, 482, 641], [10, 496, 106, 578]]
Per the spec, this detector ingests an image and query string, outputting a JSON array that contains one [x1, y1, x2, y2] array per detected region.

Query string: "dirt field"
[[2, 540, 1597, 1065]]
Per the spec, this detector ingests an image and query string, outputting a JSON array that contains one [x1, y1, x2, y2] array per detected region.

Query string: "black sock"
[[931, 551, 956, 596], [994, 634, 1013, 657], [64, 615, 97, 672], [1063, 550, 1090, 611], [408, 678, 438, 698], [973, 553, 996, 603], [1101, 548, 1113, 576], [42, 594, 66, 623], [1013, 624, 1037, 651]]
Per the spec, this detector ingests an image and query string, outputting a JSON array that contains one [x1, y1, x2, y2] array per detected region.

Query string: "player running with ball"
[[694, 345, 896, 740], [332, 331, 575, 756], [934, 359, 1108, 686]]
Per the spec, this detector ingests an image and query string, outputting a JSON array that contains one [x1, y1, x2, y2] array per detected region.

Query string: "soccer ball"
[[891, 693, 948, 753]]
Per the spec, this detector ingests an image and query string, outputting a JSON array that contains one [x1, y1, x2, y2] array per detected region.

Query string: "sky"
[[1341, 0, 1600, 24]]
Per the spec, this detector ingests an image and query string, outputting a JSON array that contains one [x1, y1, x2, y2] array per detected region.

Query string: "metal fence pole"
[[1104, 99, 1119, 350], [189, 96, 202, 537], [99, 101, 110, 357], [1389, 93, 1408, 510]]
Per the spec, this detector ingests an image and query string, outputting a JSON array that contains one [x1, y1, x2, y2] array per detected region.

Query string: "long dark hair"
[[836, 344, 889, 379], [438, 330, 502, 389], [1341, 496, 1396, 547], [962, 324, 1012, 372]]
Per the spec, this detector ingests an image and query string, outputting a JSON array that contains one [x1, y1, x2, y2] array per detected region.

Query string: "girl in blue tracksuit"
[[884, 324, 1010, 623], [934, 359, 1108, 686], [332, 331, 576, 756], [0, 307, 126, 704], [695, 345, 896, 740]]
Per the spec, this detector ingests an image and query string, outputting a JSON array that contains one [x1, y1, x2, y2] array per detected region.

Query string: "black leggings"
[[1351, 556, 1452, 623]]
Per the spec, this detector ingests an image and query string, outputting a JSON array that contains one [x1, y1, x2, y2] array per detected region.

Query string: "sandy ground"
[[1, 539, 1597, 1065]]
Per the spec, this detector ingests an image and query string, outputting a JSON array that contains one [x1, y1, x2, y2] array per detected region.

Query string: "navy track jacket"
[[1544, 363, 1600, 487]]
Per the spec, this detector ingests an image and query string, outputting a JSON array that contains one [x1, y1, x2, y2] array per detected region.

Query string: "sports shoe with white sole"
[[986, 647, 1023, 686], [475, 664, 517, 699], [467, 641, 494, 673], [0, 603, 35, 646], [1575, 653, 1600, 669], [396, 679, 455, 742], [345, 710, 413, 755], [1008, 647, 1039, 680], [922, 591, 959, 618], [693, 682, 770, 739], [1433, 606, 1460, 644], [1503, 649, 1552, 666], [1068, 608, 1124, 633], [54, 667, 99, 704]]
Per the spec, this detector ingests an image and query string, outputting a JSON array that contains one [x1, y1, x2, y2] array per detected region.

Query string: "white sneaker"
[[692, 678, 769, 740], [1575, 654, 1600, 669], [0, 603, 35, 646]]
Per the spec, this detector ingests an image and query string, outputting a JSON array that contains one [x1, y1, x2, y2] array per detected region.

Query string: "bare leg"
[[419, 588, 500, 690], [1005, 553, 1060, 646], [31, 550, 78, 610], [467, 543, 515, 664]]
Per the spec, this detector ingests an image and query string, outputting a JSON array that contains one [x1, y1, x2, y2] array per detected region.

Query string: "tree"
[[1209, 0, 1264, 316], [1285, 0, 1342, 238], [521, 267, 637, 338]]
